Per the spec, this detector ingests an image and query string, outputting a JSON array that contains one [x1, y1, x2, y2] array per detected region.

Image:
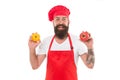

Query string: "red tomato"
[[80, 31, 90, 42]]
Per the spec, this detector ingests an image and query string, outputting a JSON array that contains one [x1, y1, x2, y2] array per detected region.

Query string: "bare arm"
[[80, 49, 95, 69], [80, 36, 95, 69], [29, 48, 46, 70], [28, 35, 46, 70]]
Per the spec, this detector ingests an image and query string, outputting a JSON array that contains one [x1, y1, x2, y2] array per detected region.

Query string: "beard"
[[54, 24, 69, 39]]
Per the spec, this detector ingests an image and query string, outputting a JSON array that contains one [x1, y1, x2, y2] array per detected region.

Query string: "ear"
[[67, 17, 70, 23], [68, 19, 70, 24], [52, 21, 55, 27], [69, 20, 70, 23]]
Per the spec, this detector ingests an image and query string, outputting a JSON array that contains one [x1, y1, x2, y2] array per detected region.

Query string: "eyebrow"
[[55, 16, 67, 18]]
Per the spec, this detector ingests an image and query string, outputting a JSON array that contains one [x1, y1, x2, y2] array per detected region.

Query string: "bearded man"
[[28, 5, 95, 80]]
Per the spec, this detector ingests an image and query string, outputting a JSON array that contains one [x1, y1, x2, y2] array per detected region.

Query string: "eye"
[[62, 18, 66, 21], [55, 18, 60, 21], [62, 17, 67, 21]]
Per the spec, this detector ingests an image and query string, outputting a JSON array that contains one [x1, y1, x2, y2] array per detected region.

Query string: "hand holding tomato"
[[80, 31, 94, 49]]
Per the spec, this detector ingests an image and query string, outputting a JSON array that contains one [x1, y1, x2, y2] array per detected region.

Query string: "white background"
[[0, 0, 120, 80]]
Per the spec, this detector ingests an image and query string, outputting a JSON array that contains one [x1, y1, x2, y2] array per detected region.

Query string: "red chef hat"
[[48, 5, 70, 21]]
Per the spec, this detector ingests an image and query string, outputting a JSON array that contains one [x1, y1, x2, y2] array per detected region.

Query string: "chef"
[[28, 5, 95, 80]]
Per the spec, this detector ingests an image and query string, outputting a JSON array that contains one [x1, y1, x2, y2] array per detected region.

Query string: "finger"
[[86, 38, 93, 42], [29, 36, 33, 42]]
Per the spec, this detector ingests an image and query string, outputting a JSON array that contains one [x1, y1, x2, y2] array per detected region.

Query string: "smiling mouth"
[[58, 26, 65, 30]]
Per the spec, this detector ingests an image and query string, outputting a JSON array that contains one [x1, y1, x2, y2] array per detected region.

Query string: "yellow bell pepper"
[[31, 33, 40, 42]]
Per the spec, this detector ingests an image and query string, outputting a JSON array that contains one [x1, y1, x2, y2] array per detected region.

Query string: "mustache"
[[55, 24, 66, 28]]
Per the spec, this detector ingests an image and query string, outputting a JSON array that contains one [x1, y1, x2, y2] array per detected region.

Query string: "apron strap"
[[48, 35, 55, 51], [68, 33, 74, 50]]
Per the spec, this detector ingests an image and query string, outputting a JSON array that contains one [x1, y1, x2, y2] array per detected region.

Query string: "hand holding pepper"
[[28, 32, 40, 50]]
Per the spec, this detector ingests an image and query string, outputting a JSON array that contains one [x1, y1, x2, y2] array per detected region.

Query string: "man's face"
[[53, 16, 69, 39]]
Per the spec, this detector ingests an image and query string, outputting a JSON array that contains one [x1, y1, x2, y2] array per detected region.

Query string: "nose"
[[59, 19, 63, 24]]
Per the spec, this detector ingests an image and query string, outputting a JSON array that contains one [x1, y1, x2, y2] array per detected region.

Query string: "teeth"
[[58, 26, 63, 28], [58, 26, 65, 30], [59, 27, 63, 28]]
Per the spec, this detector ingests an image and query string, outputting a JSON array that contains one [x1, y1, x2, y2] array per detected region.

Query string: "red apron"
[[45, 34, 78, 80]]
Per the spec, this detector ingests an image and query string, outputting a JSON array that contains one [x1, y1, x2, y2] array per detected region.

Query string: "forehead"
[[54, 15, 68, 19]]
